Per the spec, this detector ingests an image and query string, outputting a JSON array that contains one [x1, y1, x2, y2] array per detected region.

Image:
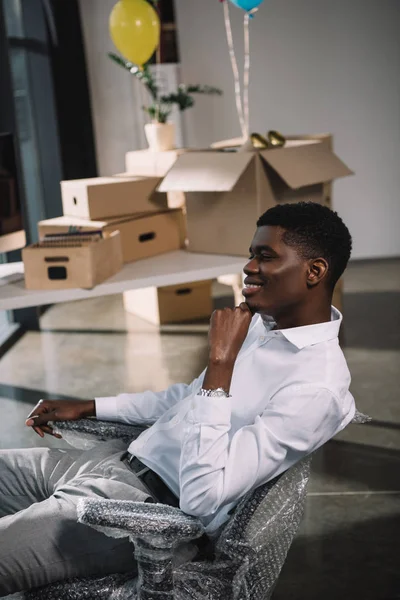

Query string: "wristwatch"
[[199, 387, 231, 398]]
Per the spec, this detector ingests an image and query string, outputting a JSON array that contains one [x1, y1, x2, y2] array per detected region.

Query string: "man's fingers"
[[25, 411, 55, 427], [238, 302, 249, 311], [32, 425, 45, 438], [40, 424, 62, 439], [26, 399, 45, 419], [238, 302, 252, 314], [29, 423, 61, 439]]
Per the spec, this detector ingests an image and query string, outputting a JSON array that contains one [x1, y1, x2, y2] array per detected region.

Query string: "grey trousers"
[[0, 440, 155, 597]]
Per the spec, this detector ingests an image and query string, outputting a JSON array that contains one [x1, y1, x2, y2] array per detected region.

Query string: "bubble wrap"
[[77, 499, 205, 547], [23, 412, 369, 600], [174, 456, 312, 600], [351, 409, 372, 424], [23, 571, 137, 600], [52, 419, 147, 450]]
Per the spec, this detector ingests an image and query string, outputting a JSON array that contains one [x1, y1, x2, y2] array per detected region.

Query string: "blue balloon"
[[229, 0, 264, 11]]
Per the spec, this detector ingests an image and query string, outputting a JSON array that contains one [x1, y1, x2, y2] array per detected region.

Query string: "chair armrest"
[[77, 498, 204, 546], [52, 419, 147, 450], [78, 499, 205, 600]]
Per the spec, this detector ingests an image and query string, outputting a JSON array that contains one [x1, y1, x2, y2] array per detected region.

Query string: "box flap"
[[159, 152, 254, 192], [260, 142, 353, 189]]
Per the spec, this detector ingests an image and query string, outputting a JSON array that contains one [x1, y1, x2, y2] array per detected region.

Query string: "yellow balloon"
[[109, 0, 160, 67]]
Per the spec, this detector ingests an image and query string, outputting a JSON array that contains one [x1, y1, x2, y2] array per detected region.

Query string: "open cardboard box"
[[123, 280, 213, 325], [38, 209, 186, 264], [61, 176, 168, 220], [125, 149, 187, 177], [23, 231, 123, 290], [159, 137, 353, 256]]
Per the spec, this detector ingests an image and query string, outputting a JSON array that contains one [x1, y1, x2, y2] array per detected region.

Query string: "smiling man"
[[0, 202, 355, 595]]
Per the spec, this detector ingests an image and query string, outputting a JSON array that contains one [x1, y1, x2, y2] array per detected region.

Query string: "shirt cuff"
[[186, 394, 232, 426], [95, 396, 119, 421]]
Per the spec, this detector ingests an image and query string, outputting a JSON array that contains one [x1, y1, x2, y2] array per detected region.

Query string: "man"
[[0, 202, 355, 595]]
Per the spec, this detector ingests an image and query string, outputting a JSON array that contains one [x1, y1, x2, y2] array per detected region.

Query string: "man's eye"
[[261, 254, 272, 260]]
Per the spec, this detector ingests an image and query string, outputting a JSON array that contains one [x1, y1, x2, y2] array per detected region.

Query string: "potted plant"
[[109, 53, 222, 151]]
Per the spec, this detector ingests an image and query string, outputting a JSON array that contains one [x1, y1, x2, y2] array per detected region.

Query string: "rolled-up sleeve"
[[179, 384, 350, 517]]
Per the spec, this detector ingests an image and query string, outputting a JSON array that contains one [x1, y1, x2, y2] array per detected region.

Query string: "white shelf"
[[0, 250, 246, 311]]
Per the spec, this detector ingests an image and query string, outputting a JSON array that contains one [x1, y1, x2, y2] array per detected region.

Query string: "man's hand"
[[25, 399, 96, 438], [202, 303, 252, 393], [208, 303, 253, 365]]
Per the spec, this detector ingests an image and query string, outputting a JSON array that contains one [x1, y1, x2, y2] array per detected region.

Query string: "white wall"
[[78, 0, 145, 176], [175, 0, 400, 259]]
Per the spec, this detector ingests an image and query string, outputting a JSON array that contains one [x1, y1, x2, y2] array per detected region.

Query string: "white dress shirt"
[[96, 307, 355, 534]]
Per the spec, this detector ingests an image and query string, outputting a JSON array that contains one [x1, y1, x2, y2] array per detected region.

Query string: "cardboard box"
[[23, 231, 123, 290], [125, 149, 186, 177], [61, 176, 168, 220], [124, 150, 189, 209], [159, 138, 353, 256], [38, 209, 186, 264], [123, 280, 213, 325], [114, 171, 182, 209], [285, 133, 334, 208]]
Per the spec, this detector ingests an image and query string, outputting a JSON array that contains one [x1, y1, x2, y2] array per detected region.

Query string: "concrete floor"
[[0, 260, 399, 599]]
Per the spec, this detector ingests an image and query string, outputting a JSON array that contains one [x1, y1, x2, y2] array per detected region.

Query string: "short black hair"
[[256, 202, 352, 288]]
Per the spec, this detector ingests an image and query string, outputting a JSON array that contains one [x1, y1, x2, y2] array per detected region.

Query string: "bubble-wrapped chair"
[[23, 410, 370, 600]]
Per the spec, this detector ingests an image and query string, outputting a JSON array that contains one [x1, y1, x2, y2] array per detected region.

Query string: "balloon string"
[[155, 7, 162, 122], [243, 12, 250, 138], [223, 0, 246, 140]]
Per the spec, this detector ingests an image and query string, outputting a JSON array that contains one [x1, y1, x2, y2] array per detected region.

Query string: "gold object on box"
[[267, 130, 286, 147], [250, 130, 286, 149], [250, 133, 270, 149]]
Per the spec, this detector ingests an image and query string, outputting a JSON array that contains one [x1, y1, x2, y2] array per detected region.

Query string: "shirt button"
[[171, 416, 179, 426], [259, 336, 265, 342]]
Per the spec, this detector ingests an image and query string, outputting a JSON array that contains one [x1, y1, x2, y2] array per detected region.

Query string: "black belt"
[[120, 451, 179, 508]]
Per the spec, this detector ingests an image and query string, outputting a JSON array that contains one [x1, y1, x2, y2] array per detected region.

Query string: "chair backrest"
[[215, 456, 312, 600]]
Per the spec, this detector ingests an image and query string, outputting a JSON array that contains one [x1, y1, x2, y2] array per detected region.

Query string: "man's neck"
[[263, 303, 332, 331]]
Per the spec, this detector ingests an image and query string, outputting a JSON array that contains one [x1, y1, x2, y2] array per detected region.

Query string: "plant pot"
[[144, 122, 176, 152]]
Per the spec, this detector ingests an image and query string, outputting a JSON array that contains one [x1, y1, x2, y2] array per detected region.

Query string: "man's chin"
[[244, 298, 271, 316]]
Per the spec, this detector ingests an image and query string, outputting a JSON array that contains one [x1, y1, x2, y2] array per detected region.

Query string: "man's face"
[[242, 225, 310, 318]]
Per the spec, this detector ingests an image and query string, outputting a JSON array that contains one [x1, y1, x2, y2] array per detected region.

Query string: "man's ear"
[[307, 258, 329, 287]]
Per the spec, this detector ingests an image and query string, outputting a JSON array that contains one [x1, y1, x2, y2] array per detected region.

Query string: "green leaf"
[[108, 52, 222, 121], [143, 104, 171, 124], [179, 84, 223, 96]]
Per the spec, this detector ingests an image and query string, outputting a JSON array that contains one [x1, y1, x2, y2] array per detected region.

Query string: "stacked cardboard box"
[[39, 175, 186, 266], [26, 173, 186, 291], [123, 280, 213, 325], [23, 231, 123, 290]]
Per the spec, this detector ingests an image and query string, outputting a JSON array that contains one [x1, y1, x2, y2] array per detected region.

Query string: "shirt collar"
[[260, 307, 342, 350]]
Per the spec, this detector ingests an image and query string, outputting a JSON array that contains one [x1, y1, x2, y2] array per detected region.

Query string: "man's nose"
[[243, 257, 259, 274]]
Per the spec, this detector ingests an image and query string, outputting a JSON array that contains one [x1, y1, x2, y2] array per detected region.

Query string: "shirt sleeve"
[[179, 384, 353, 518], [95, 370, 205, 425]]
